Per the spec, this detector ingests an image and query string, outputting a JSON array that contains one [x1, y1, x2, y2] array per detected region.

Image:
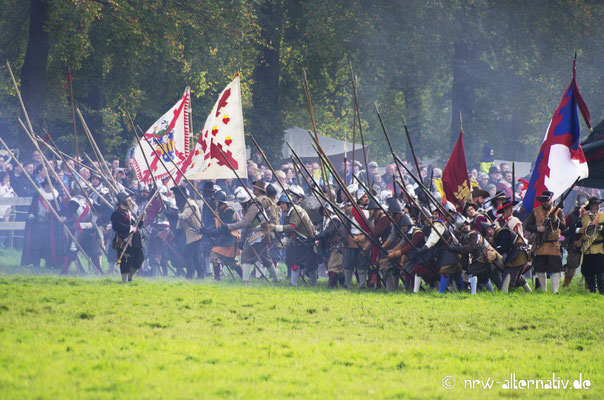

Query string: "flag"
[[580, 119, 604, 188], [178, 76, 247, 181], [522, 60, 591, 211], [62, 70, 71, 91], [441, 130, 471, 208], [132, 87, 191, 184]]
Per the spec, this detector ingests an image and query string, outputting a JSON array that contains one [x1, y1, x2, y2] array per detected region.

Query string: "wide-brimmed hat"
[[496, 199, 518, 214], [586, 196, 603, 207], [202, 181, 215, 192], [486, 191, 507, 204], [471, 189, 490, 200], [462, 202, 478, 215], [536, 190, 554, 203], [252, 180, 267, 193]]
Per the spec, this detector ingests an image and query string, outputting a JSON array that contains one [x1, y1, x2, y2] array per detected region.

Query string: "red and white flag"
[[133, 87, 192, 184], [178, 76, 247, 181]]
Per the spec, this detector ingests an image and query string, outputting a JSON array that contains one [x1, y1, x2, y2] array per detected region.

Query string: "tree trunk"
[[249, 0, 284, 161], [21, 0, 50, 132]]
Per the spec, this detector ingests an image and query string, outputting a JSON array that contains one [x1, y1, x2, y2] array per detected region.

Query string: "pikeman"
[[62, 195, 103, 275], [111, 192, 145, 283], [525, 190, 566, 293], [495, 199, 532, 293], [170, 186, 204, 279], [448, 215, 502, 294], [561, 196, 587, 288], [21, 178, 65, 270], [578, 196, 604, 293], [223, 185, 279, 283], [375, 198, 405, 291], [270, 193, 318, 286], [341, 185, 373, 289], [309, 203, 345, 288], [202, 190, 243, 280], [200, 182, 218, 278], [364, 197, 391, 288]]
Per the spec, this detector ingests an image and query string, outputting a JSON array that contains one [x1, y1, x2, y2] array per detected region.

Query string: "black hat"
[[202, 181, 215, 192], [367, 198, 381, 210], [266, 183, 278, 198], [171, 185, 189, 198], [496, 199, 518, 214], [536, 190, 554, 203], [586, 196, 603, 207], [471, 189, 489, 200], [386, 197, 403, 214], [486, 191, 507, 204], [462, 202, 478, 215], [480, 221, 495, 235]]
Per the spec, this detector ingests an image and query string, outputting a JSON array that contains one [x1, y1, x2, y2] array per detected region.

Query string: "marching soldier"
[[224, 185, 279, 283], [578, 196, 604, 294], [170, 186, 203, 279], [525, 190, 565, 293], [310, 203, 345, 288], [111, 192, 145, 283], [204, 190, 242, 280], [271, 193, 318, 286], [365, 197, 392, 288], [561, 197, 586, 288]]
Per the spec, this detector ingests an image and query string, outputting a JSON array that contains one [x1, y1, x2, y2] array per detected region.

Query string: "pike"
[[0, 138, 97, 273], [301, 69, 331, 195], [350, 64, 371, 188], [82, 152, 121, 195], [67, 69, 80, 160], [7, 62, 61, 212], [402, 114, 422, 179], [76, 107, 121, 192], [374, 103, 396, 195], [512, 162, 516, 204]]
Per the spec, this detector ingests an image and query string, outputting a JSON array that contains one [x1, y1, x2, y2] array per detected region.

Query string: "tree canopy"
[[0, 0, 602, 167]]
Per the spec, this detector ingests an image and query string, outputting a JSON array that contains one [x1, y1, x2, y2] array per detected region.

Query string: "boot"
[[327, 272, 337, 288], [596, 273, 604, 295], [357, 270, 368, 289], [121, 273, 128, 283], [234, 264, 243, 278], [338, 273, 345, 287], [502, 274, 511, 293], [213, 263, 221, 281], [563, 268, 576, 287], [266, 262, 280, 283], [439, 275, 450, 293], [344, 269, 354, 289]]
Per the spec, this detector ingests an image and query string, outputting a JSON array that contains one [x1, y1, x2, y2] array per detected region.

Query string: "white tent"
[[281, 126, 365, 166]]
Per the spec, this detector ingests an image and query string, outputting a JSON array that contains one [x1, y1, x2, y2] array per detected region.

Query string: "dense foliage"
[[0, 0, 602, 166]]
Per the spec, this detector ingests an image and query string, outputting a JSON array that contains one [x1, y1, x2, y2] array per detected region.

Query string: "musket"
[[0, 138, 96, 272], [533, 177, 580, 248], [512, 162, 516, 204]]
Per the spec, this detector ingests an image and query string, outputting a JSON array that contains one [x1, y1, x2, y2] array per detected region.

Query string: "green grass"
[[0, 247, 602, 399]]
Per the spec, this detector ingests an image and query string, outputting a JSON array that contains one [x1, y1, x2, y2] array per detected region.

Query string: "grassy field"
[[0, 247, 602, 399]]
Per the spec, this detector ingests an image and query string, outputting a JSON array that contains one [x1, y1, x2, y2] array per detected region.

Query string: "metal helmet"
[[356, 188, 367, 201], [454, 214, 470, 230], [399, 213, 413, 227], [234, 186, 251, 203], [266, 183, 278, 198], [300, 195, 322, 224], [445, 201, 457, 214], [367, 198, 381, 210], [116, 192, 130, 206], [214, 190, 227, 203], [289, 184, 305, 199], [386, 197, 403, 214], [277, 192, 291, 205]]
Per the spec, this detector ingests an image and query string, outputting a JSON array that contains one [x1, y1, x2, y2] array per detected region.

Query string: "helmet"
[[214, 190, 227, 203], [356, 188, 367, 201], [367, 198, 381, 210], [289, 185, 305, 198], [454, 214, 469, 230], [444, 201, 457, 214], [116, 192, 130, 206], [234, 186, 251, 203], [266, 183, 278, 198], [399, 214, 413, 227], [386, 197, 403, 214], [277, 193, 291, 205], [347, 184, 358, 197]]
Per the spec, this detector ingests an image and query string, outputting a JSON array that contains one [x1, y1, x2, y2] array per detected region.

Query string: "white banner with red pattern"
[[178, 76, 247, 181], [133, 87, 191, 184]]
